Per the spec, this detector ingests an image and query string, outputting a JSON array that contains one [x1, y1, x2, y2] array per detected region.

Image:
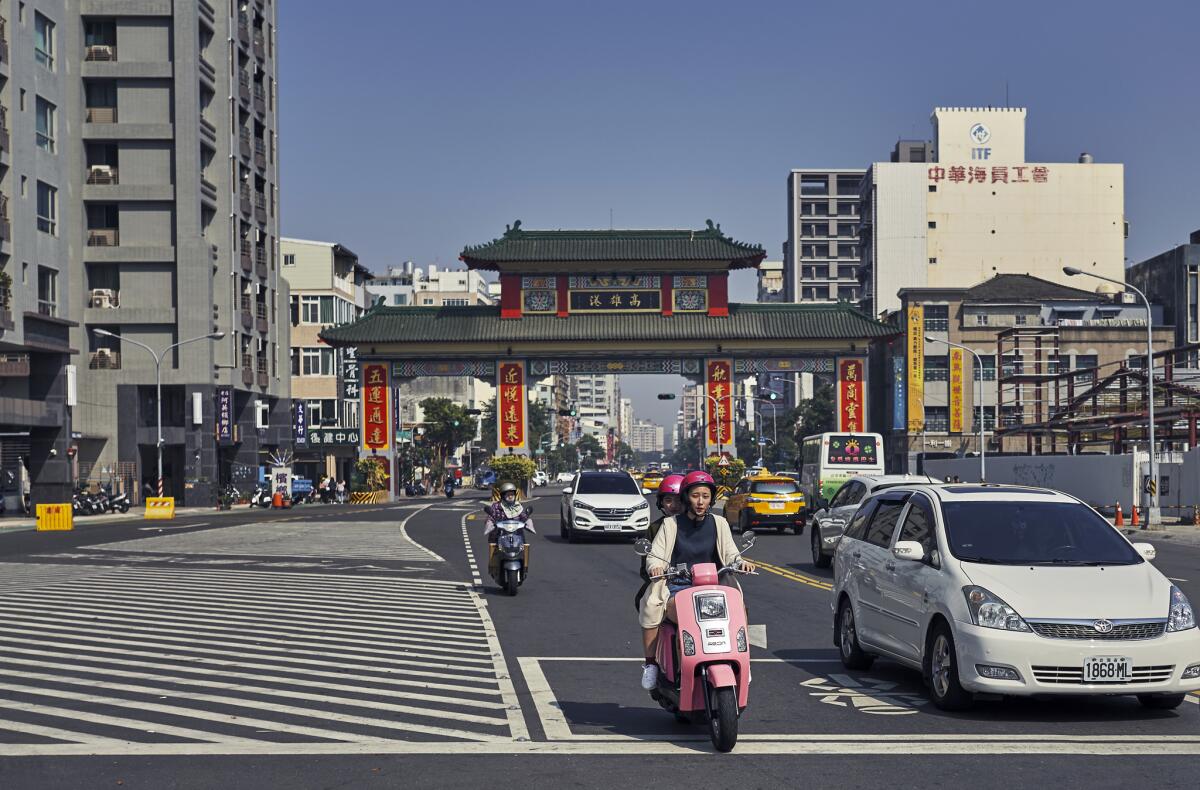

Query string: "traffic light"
[[557, 407, 578, 417], [766, 391, 780, 402], [657, 393, 677, 400]]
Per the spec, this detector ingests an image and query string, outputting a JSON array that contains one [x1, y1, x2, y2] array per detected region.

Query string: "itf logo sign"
[[969, 122, 992, 160]]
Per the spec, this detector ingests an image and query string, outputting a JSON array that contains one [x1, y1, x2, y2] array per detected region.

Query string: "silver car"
[[809, 474, 939, 568]]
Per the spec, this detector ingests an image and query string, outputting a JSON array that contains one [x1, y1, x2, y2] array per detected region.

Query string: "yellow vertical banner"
[[949, 348, 964, 433], [906, 306, 924, 431]]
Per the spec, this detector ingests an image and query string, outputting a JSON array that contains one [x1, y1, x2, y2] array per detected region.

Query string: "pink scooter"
[[635, 532, 756, 752]]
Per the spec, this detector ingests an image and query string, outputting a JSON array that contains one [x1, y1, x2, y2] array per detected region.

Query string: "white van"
[[800, 432, 885, 513]]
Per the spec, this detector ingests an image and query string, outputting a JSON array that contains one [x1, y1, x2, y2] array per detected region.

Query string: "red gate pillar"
[[496, 361, 530, 456]]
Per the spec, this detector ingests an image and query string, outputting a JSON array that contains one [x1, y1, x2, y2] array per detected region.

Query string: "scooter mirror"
[[525, 505, 535, 515], [633, 538, 652, 556], [740, 531, 756, 551]]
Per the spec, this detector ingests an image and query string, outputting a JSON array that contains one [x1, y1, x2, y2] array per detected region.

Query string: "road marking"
[[139, 522, 208, 531], [748, 624, 768, 648], [753, 559, 834, 591], [459, 512, 530, 741], [802, 675, 928, 715]]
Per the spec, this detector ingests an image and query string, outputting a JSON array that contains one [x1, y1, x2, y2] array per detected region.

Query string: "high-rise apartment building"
[[3, 0, 289, 507], [784, 169, 864, 304], [630, 420, 664, 454]]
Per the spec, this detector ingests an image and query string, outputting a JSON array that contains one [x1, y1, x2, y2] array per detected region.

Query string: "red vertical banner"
[[837, 357, 867, 433], [361, 363, 390, 451], [497, 361, 528, 454], [705, 358, 734, 456]]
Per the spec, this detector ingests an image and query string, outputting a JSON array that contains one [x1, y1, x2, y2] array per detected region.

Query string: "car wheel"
[[566, 522, 578, 543], [926, 623, 974, 711], [1137, 693, 1185, 710], [836, 598, 874, 670], [559, 513, 568, 539], [811, 524, 831, 568]]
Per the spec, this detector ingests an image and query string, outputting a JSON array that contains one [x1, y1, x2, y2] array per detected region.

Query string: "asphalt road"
[[0, 489, 1198, 788]]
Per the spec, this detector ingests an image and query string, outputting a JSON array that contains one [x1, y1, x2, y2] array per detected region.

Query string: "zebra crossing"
[[0, 563, 525, 755], [88, 519, 443, 562]]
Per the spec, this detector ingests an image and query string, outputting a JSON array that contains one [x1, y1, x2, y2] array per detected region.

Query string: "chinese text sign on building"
[[907, 306, 924, 432], [949, 348, 964, 433], [497, 361, 528, 453], [837, 358, 866, 433], [361, 363, 390, 451]]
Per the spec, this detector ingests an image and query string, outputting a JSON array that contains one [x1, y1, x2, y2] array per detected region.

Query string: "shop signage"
[[837, 358, 866, 433], [342, 347, 359, 400], [307, 428, 359, 446], [949, 349, 964, 433], [216, 386, 233, 444], [892, 356, 906, 432], [906, 306, 924, 432], [293, 400, 307, 445]]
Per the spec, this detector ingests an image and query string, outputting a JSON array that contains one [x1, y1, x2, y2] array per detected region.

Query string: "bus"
[[799, 432, 885, 513]]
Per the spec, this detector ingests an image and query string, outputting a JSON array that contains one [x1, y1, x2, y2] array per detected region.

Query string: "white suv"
[[559, 471, 650, 542], [832, 484, 1200, 711]]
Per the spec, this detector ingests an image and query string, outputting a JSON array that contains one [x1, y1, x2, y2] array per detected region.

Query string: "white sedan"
[[832, 483, 1200, 710]]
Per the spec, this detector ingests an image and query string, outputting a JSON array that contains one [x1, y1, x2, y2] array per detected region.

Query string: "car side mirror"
[[1132, 542, 1156, 561], [893, 541, 925, 562], [562, 487, 572, 495]]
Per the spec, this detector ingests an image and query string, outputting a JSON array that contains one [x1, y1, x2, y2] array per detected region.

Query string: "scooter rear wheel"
[[709, 687, 738, 753]]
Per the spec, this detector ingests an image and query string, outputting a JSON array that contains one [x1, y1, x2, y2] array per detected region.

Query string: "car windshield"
[[942, 501, 1142, 566], [577, 475, 641, 495], [752, 481, 798, 495]]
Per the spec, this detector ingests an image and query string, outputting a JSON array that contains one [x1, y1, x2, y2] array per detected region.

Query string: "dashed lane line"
[[752, 559, 833, 591]]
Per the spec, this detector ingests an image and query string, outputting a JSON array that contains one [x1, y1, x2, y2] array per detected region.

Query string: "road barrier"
[[35, 503, 74, 532], [144, 497, 176, 520]]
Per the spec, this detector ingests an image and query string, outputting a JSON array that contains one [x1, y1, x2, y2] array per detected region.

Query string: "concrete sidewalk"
[[1113, 520, 1200, 548]]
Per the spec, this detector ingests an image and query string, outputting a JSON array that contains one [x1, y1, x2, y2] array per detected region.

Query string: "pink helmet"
[[659, 473, 686, 496], [680, 470, 717, 498]]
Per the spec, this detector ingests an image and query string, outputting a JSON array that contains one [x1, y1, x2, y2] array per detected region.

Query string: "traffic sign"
[[717, 456, 731, 468]]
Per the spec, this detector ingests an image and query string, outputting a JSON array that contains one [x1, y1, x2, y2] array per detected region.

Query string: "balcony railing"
[[89, 350, 121, 370], [240, 295, 252, 312], [254, 193, 266, 210], [241, 247, 253, 271], [256, 302, 267, 320], [255, 247, 267, 266], [238, 72, 251, 94], [86, 166, 119, 185], [238, 12, 251, 42], [87, 228, 119, 246], [86, 107, 118, 124], [37, 300, 57, 317], [256, 357, 268, 373], [240, 128, 252, 154], [85, 44, 117, 61]]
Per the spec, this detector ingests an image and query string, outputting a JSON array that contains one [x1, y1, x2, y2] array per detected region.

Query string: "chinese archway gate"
[[322, 221, 895, 496]]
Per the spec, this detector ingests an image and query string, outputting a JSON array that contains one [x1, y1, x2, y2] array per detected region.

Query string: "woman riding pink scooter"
[[637, 470, 755, 690]]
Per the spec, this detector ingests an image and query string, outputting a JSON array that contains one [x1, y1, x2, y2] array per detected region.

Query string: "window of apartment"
[[36, 266, 57, 316], [801, 286, 823, 301], [299, 295, 335, 324], [1189, 265, 1198, 343], [283, 253, 295, 266], [924, 355, 949, 381], [924, 406, 949, 432], [1000, 353, 1023, 378], [1014, 313, 1028, 326], [837, 245, 859, 258], [972, 356, 997, 381], [444, 298, 468, 306], [34, 12, 55, 70], [836, 222, 857, 237], [837, 202, 858, 216], [802, 222, 826, 237], [392, 293, 408, 306], [300, 347, 335, 376], [973, 312, 989, 326], [836, 286, 857, 302], [802, 202, 828, 216], [799, 175, 828, 196], [973, 405, 997, 432], [36, 182, 56, 234], [999, 405, 1024, 429], [836, 175, 862, 195], [802, 265, 829, 280], [923, 304, 949, 332], [802, 243, 830, 259], [305, 399, 339, 427], [928, 221, 937, 229], [35, 97, 56, 152], [837, 265, 857, 279], [422, 298, 434, 305]]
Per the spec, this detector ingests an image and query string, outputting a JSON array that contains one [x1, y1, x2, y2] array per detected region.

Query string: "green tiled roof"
[[460, 220, 766, 269], [320, 302, 896, 346]]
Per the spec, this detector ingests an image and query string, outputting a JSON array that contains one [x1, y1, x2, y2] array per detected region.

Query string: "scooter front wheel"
[[709, 687, 738, 753], [504, 569, 519, 596]]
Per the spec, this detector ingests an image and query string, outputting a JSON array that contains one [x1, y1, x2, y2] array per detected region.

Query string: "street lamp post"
[[92, 329, 224, 498], [926, 335, 986, 483], [1063, 266, 1160, 526]]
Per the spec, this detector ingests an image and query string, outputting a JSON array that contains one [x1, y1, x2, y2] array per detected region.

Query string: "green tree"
[[794, 380, 836, 440], [419, 398, 478, 473], [614, 439, 635, 468], [576, 434, 603, 469]]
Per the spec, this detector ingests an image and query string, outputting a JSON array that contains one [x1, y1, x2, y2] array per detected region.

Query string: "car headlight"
[[573, 501, 595, 512], [695, 593, 727, 621], [963, 586, 1031, 632], [634, 500, 649, 510], [1167, 585, 1196, 632]]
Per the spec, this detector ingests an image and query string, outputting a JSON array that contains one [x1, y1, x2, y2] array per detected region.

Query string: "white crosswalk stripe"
[[87, 520, 441, 561], [0, 564, 524, 752]]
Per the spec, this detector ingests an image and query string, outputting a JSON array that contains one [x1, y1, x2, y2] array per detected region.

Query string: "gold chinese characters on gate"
[[361, 363, 390, 451], [498, 362, 526, 450]]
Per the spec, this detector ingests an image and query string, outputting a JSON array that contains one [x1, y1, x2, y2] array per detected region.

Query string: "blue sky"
[[281, 0, 1199, 430]]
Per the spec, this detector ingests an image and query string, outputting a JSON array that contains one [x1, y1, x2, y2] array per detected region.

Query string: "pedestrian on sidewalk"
[[336, 479, 346, 503]]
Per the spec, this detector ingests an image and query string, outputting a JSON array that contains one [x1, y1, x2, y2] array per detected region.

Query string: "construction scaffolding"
[[996, 329, 1200, 454]]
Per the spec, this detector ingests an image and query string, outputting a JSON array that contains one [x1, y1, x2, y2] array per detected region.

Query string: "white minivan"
[[832, 483, 1200, 711]]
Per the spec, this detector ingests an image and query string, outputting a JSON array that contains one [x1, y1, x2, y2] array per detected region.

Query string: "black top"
[[670, 513, 720, 571]]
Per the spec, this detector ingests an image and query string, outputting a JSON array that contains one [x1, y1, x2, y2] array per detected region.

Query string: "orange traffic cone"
[[1131, 505, 1139, 527], [1115, 502, 1123, 526]]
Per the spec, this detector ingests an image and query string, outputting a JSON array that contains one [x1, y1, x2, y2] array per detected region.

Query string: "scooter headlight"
[[695, 594, 727, 621]]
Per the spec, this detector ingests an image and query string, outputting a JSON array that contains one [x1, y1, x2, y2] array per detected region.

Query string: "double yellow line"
[[751, 559, 833, 592]]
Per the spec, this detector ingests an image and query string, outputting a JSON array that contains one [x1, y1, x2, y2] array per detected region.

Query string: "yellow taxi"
[[722, 474, 806, 534], [640, 470, 664, 492]]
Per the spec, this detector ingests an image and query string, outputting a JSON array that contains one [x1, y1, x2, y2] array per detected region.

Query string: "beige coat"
[[638, 513, 742, 629]]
